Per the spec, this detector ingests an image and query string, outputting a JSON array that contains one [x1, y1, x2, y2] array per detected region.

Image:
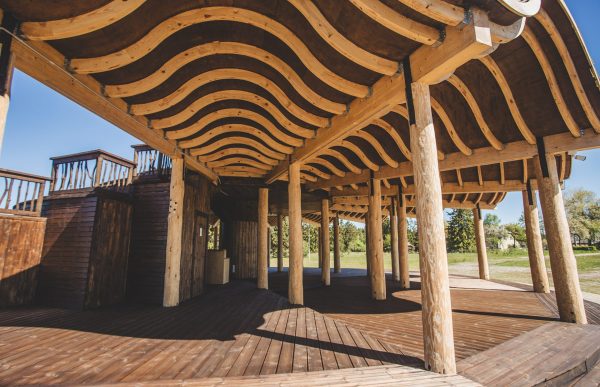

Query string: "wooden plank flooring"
[[0, 281, 418, 386], [269, 269, 558, 360]]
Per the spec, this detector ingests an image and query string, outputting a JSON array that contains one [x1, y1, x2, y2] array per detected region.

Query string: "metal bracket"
[[403, 57, 416, 126], [526, 180, 534, 206], [536, 136, 549, 178]]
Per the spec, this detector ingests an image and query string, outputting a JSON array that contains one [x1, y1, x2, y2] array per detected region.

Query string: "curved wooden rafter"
[[372, 118, 412, 160], [68, 7, 370, 98], [164, 108, 306, 144], [213, 165, 268, 176], [105, 41, 346, 115], [178, 124, 294, 154], [301, 164, 331, 180], [429, 97, 473, 155], [534, 9, 600, 132], [348, 0, 441, 45], [300, 172, 318, 183], [130, 68, 329, 127], [150, 90, 316, 138], [20, 0, 147, 41], [477, 56, 536, 144], [289, 0, 398, 75], [395, 0, 465, 26], [190, 137, 287, 160], [521, 27, 580, 138], [310, 158, 346, 177], [206, 156, 273, 171], [446, 75, 505, 150], [337, 140, 380, 171], [317, 149, 362, 174], [390, 105, 445, 160], [199, 148, 279, 165], [352, 131, 399, 168]]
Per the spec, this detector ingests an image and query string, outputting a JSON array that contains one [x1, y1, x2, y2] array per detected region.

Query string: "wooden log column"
[[398, 193, 411, 289], [473, 207, 490, 280], [534, 149, 586, 323], [409, 80, 456, 373], [365, 211, 371, 277], [164, 157, 185, 307], [257, 187, 269, 289], [390, 196, 400, 282], [0, 12, 16, 157], [321, 199, 331, 286], [277, 213, 284, 273], [317, 226, 322, 269], [368, 178, 386, 300], [333, 214, 341, 273], [288, 162, 303, 305], [522, 188, 550, 293]]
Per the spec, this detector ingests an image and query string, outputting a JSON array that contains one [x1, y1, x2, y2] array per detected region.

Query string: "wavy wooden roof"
[[1, 0, 597, 195]]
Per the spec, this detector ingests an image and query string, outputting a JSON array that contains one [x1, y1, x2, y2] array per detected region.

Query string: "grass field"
[[270, 249, 600, 295]]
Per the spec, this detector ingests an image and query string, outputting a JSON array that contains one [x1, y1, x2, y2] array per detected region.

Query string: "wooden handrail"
[[0, 168, 50, 216], [132, 144, 172, 178]]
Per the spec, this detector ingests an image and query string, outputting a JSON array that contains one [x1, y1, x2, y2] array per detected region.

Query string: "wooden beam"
[[257, 187, 269, 290], [163, 157, 184, 307], [333, 215, 341, 273], [410, 82, 456, 374], [534, 153, 586, 323], [10, 38, 218, 182], [288, 162, 303, 305], [473, 207, 489, 280], [265, 9, 493, 183], [321, 199, 331, 286], [521, 189, 550, 293], [309, 129, 600, 190]]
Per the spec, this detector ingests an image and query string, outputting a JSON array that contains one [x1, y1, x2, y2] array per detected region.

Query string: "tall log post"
[[365, 211, 371, 277], [390, 196, 400, 282], [0, 11, 15, 157], [321, 199, 331, 286], [409, 80, 456, 373], [288, 162, 303, 305], [522, 188, 550, 293], [534, 150, 586, 323], [473, 207, 490, 280], [398, 193, 411, 289], [368, 178, 386, 300], [257, 187, 269, 289], [163, 157, 185, 307], [334, 214, 341, 273], [317, 226, 322, 269], [277, 213, 284, 272]]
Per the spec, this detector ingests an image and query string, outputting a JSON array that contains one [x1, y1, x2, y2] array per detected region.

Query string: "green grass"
[[270, 250, 600, 295]]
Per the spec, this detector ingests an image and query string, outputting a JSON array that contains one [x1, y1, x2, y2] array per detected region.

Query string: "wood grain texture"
[[320, 199, 330, 286], [367, 178, 385, 300], [163, 158, 184, 307], [472, 208, 489, 280], [257, 188, 268, 289], [390, 196, 400, 282], [398, 193, 410, 289], [410, 82, 456, 374], [288, 162, 303, 305], [333, 215, 341, 273]]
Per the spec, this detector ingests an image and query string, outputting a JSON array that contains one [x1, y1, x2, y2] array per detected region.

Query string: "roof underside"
[[1, 0, 597, 208]]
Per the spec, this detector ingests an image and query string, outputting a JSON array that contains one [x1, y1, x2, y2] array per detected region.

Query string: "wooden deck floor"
[[0, 281, 419, 386], [269, 269, 559, 360]]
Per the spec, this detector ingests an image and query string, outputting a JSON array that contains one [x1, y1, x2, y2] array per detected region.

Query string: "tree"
[[564, 189, 600, 245], [483, 213, 508, 249], [407, 218, 418, 251], [382, 216, 391, 252], [504, 223, 526, 248], [446, 209, 475, 253], [269, 216, 289, 259], [339, 220, 365, 253]]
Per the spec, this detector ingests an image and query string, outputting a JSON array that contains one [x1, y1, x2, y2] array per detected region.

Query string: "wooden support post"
[[333, 214, 341, 273], [409, 79, 456, 373], [365, 211, 371, 277], [321, 199, 331, 286], [257, 187, 269, 289], [390, 196, 400, 282], [522, 188, 550, 293], [0, 11, 15, 157], [277, 213, 284, 272], [398, 193, 411, 289], [163, 157, 184, 307], [473, 207, 490, 280], [214, 220, 220, 249], [288, 162, 303, 305], [534, 150, 586, 323], [368, 178, 386, 300]]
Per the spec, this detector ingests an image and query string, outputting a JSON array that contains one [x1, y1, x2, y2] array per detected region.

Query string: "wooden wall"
[[39, 190, 132, 309], [0, 214, 46, 307], [226, 220, 258, 280], [127, 170, 212, 305]]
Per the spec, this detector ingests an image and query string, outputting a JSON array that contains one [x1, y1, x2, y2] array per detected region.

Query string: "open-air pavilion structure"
[[0, 0, 600, 385]]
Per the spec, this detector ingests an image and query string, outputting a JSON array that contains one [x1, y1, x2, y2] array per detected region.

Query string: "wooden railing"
[[132, 145, 171, 178], [49, 150, 135, 192], [0, 169, 50, 216]]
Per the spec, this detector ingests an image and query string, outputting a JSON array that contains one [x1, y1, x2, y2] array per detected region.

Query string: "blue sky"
[[0, 0, 599, 224]]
